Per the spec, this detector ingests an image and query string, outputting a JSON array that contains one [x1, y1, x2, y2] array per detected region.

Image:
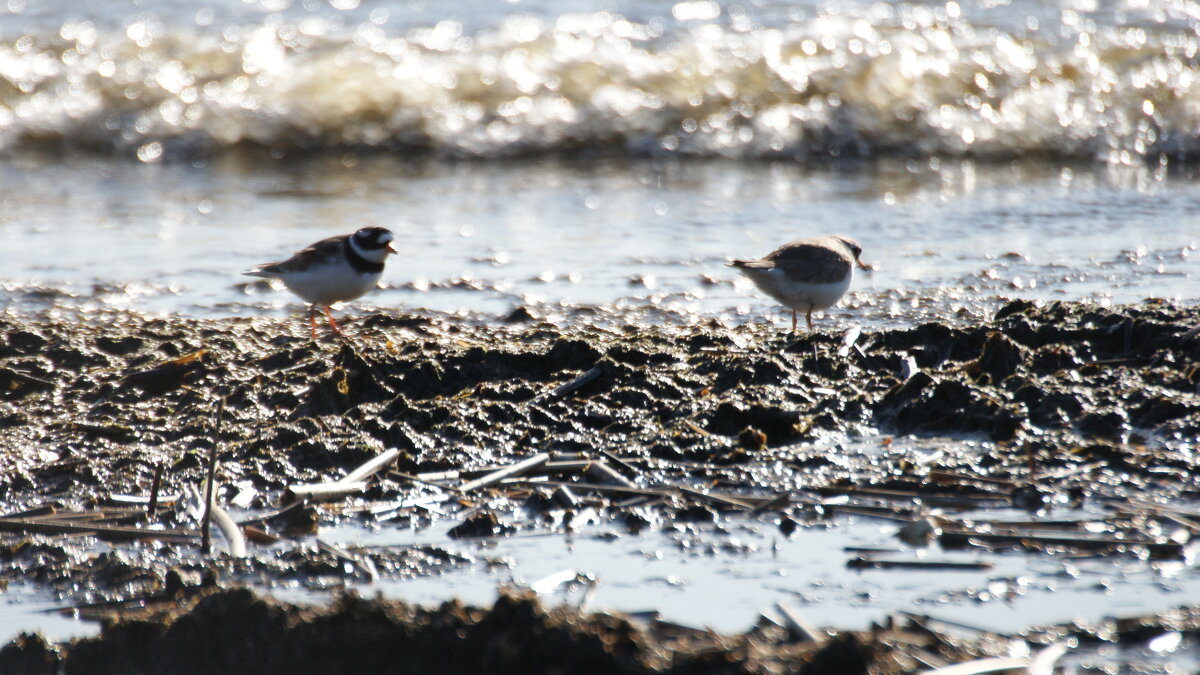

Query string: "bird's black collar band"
[[344, 240, 384, 274]]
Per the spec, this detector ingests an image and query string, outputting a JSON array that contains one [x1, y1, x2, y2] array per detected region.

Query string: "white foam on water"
[[0, 1, 1198, 161]]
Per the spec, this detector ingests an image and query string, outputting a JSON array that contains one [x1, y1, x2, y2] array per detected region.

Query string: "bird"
[[244, 226, 396, 339], [729, 235, 869, 333]]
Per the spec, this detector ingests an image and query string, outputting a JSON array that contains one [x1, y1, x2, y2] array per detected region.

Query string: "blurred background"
[[0, 0, 1196, 325]]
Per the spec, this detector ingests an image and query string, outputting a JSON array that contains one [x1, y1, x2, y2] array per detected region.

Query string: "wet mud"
[[0, 587, 888, 675], [3, 300, 1198, 496], [2, 583, 1199, 674], [2, 299, 1200, 671]]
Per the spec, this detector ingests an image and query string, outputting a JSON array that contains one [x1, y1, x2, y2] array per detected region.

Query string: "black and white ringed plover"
[[244, 227, 396, 339], [730, 235, 869, 333]]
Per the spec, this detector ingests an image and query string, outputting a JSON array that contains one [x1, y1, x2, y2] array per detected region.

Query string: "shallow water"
[[0, 154, 1197, 328], [315, 502, 1200, 637], [0, 590, 99, 644], [2, 0, 1198, 324], [299, 438, 1200, 641]]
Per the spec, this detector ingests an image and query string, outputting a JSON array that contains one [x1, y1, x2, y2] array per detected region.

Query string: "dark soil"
[[2, 299, 1199, 672], [2, 300, 1198, 498], [0, 585, 950, 675]]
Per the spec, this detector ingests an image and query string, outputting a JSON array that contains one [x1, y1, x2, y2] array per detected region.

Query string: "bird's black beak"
[[856, 259, 872, 271]]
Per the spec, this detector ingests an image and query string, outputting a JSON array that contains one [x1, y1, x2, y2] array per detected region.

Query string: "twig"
[[901, 612, 1012, 640], [836, 326, 862, 357], [775, 600, 826, 643], [505, 479, 670, 499], [926, 470, 1016, 488], [585, 461, 637, 488], [236, 500, 312, 531], [284, 481, 369, 502], [1026, 642, 1069, 675], [147, 461, 164, 520], [678, 487, 755, 510], [404, 460, 589, 485], [1154, 512, 1200, 535], [552, 486, 579, 508], [916, 656, 1029, 675], [458, 453, 550, 494], [506, 479, 782, 507], [522, 365, 605, 406], [317, 539, 378, 581], [544, 366, 604, 399], [749, 493, 790, 515], [818, 485, 1010, 507], [201, 398, 225, 555], [598, 450, 640, 478], [387, 470, 457, 491], [107, 493, 179, 508], [0, 517, 197, 543], [1120, 498, 1200, 520], [938, 528, 1186, 558], [1, 506, 56, 519], [846, 557, 993, 571], [208, 501, 246, 557], [241, 526, 281, 545], [822, 505, 921, 522], [341, 448, 401, 484], [284, 448, 403, 502], [23, 509, 121, 522], [528, 569, 581, 595]]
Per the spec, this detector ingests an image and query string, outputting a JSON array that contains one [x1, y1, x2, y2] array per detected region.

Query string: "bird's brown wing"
[[251, 235, 346, 276], [761, 240, 853, 284]]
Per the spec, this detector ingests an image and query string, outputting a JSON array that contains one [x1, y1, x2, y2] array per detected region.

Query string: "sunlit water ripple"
[[2, 0, 1200, 162]]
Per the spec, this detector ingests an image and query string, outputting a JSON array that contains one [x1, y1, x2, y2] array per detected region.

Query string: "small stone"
[[737, 426, 767, 451], [896, 517, 940, 547]]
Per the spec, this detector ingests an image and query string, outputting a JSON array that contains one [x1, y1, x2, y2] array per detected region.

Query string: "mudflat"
[[1, 299, 1199, 672]]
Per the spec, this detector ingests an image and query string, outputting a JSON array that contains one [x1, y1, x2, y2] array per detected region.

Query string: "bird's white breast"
[[740, 267, 852, 312], [277, 264, 383, 307]]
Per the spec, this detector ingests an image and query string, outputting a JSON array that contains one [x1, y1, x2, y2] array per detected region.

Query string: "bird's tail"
[[728, 259, 770, 270]]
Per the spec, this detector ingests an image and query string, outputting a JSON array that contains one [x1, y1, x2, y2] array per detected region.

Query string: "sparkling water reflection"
[[0, 156, 1195, 327]]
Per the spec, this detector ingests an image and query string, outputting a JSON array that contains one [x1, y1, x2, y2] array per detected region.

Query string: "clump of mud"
[[0, 585, 892, 675], [5, 586, 1199, 675]]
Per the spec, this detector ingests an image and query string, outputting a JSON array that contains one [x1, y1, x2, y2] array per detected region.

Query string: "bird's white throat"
[[348, 235, 390, 264]]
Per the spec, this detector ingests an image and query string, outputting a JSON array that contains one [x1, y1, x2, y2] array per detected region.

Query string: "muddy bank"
[[2, 299, 1199, 500], [4, 585, 1199, 675], [0, 586, 878, 674], [0, 586, 1021, 675], [1, 299, 1200, 670]]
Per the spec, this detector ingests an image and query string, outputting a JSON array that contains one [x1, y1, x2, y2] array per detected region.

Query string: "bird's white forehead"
[[378, 232, 393, 244]]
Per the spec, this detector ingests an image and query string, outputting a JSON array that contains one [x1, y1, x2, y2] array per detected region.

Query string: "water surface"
[[1, 155, 1196, 327]]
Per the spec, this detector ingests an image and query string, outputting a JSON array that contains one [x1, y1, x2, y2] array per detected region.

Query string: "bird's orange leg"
[[322, 306, 344, 336], [806, 308, 814, 332], [791, 310, 797, 335], [308, 307, 319, 340]]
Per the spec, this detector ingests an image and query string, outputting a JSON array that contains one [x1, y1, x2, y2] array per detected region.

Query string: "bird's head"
[[832, 235, 871, 271], [352, 227, 397, 261]]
